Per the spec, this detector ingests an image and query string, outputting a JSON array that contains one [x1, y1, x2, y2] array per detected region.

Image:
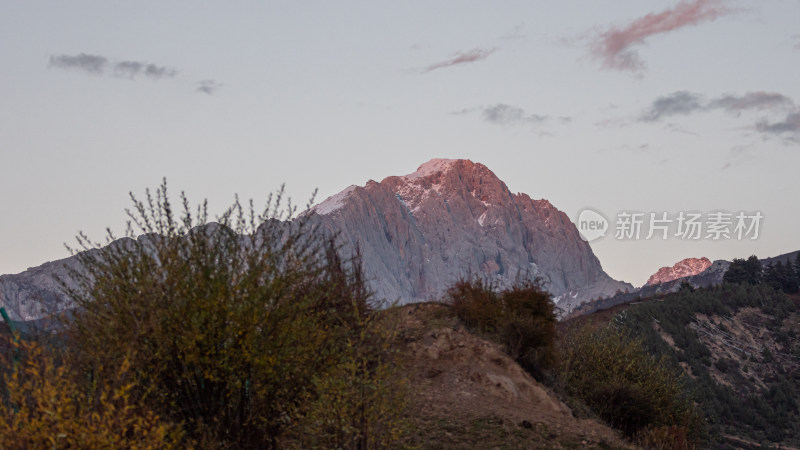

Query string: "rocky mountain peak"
[[401, 158, 461, 180], [645, 257, 712, 286], [382, 159, 512, 218], [306, 159, 632, 310]]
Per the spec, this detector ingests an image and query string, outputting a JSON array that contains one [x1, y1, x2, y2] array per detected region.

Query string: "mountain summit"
[[307, 159, 631, 310]]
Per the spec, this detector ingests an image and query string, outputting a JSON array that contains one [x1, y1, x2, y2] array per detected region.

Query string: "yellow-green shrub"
[[286, 310, 407, 449], [558, 323, 702, 444], [0, 337, 184, 449]]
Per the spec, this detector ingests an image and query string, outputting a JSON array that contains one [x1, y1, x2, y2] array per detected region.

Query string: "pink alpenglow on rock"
[[645, 257, 713, 286], [307, 159, 632, 310]]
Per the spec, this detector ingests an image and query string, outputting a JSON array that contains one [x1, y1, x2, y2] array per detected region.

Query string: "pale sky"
[[2, 1, 799, 286]]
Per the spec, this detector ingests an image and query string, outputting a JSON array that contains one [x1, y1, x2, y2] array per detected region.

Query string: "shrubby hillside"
[[611, 282, 800, 447]]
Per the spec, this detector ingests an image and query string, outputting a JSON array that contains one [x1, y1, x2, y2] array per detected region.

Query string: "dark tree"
[[784, 258, 799, 294], [724, 256, 762, 285], [724, 258, 749, 284], [745, 255, 763, 285], [764, 262, 784, 292]]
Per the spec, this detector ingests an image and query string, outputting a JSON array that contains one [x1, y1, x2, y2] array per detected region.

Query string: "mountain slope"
[[607, 284, 800, 447], [0, 258, 79, 321], [306, 159, 631, 310]]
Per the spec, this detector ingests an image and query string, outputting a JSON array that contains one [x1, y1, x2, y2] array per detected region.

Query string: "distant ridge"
[[1, 158, 633, 320]]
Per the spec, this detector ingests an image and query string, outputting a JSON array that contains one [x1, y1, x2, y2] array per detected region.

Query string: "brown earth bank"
[[391, 303, 634, 449]]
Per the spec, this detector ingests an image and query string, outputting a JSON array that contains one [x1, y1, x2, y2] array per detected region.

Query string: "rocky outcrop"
[[305, 159, 632, 311], [0, 259, 77, 321], [645, 257, 712, 286]]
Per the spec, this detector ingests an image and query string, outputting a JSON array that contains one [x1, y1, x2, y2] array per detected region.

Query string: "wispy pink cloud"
[[591, 0, 733, 72], [422, 48, 496, 73]]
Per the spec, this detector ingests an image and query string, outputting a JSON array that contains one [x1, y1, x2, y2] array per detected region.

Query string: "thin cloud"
[[482, 104, 546, 125], [143, 63, 176, 79], [756, 112, 800, 135], [641, 91, 799, 143], [48, 53, 108, 74], [449, 107, 474, 116], [114, 61, 143, 78], [641, 91, 795, 121], [113, 61, 177, 79], [590, 0, 733, 73], [641, 91, 703, 121], [793, 35, 800, 50], [49, 53, 177, 80], [422, 47, 496, 73], [708, 91, 793, 112], [196, 79, 222, 95]]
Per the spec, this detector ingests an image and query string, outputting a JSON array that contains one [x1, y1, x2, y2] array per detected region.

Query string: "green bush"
[[557, 324, 703, 444], [59, 180, 405, 448], [446, 278, 557, 376]]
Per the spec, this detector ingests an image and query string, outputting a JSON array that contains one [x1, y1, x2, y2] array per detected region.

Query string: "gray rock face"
[[305, 159, 632, 310], [0, 259, 77, 321], [1, 158, 633, 320]]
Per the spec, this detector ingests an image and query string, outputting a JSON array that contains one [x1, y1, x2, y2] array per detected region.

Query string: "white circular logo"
[[576, 208, 608, 242]]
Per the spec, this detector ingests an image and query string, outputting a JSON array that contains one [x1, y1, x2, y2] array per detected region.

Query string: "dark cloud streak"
[[708, 92, 793, 112], [640, 90, 799, 143], [113, 60, 143, 78], [48, 53, 108, 74], [482, 104, 546, 125], [641, 91, 795, 121], [196, 80, 222, 95], [756, 112, 800, 135], [641, 91, 703, 121], [49, 53, 177, 80]]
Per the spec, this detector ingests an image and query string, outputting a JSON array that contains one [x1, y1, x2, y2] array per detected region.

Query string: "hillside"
[[393, 303, 632, 449], [571, 283, 800, 447]]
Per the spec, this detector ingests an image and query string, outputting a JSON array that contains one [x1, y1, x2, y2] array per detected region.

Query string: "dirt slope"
[[394, 303, 633, 449]]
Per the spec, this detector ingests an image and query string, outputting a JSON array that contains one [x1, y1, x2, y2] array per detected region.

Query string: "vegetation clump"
[[445, 278, 557, 376], [558, 323, 703, 445], [0, 337, 184, 449]]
